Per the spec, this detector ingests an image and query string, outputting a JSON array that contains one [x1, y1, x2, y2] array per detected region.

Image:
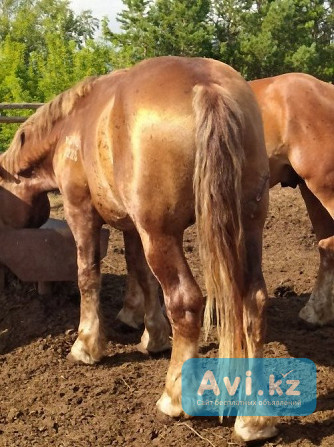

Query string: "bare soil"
[[0, 185, 333, 447]]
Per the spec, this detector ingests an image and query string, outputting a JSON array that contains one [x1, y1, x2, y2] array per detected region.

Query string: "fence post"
[[0, 103, 44, 124]]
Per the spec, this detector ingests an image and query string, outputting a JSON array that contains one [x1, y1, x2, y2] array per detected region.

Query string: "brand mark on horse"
[[65, 135, 80, 161]]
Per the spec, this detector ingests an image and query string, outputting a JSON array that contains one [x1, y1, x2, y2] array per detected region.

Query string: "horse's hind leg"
[[120, 229, 170, 352], [235, 198, 277, 441], [64, 198, 105, 364], [139, 230, 204, 416], [298, 183, 334, 325], [117, 263, 145, 330], [117, 230, 151, 330]]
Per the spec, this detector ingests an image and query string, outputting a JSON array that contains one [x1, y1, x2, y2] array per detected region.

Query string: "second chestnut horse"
[[250, 73, 334, 326]]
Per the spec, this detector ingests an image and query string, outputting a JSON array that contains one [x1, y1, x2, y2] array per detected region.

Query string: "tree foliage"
[[0, 0, 111, 150], [105, 0, 214, 67], [0, 0, 333, 151], [105, 0, 333, 80]]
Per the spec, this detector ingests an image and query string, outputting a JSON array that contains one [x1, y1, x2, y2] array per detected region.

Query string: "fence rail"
[[0, 103, 44, 123]]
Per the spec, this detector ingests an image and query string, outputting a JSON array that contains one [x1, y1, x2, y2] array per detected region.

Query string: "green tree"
[[0, 0, 102, 98], [106, 0, 333, 81], [1, 0, 333, 152], [149, 0, 214, 57], [103, 0, 155, 67], [0, 0, 110, 151], [0, 35, 28, 150], [235, 0, 333, 80], [104, 0, 214, 68], [211, 0, 252, 66]]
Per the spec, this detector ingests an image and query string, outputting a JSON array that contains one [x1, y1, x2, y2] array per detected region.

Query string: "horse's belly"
[[90, 184, 130, 225], [95, 203, 134, 231]]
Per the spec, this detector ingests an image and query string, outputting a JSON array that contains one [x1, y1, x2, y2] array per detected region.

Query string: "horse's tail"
[[193, 83, 246, 358]]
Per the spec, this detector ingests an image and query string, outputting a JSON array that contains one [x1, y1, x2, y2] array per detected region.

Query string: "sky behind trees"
[[69, 0, 123, 32]]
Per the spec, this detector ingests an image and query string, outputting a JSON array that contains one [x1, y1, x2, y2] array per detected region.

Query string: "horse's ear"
[[20, 131, 26, 147]]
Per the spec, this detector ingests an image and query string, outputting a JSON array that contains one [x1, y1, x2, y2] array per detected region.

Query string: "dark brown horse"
[[0, 57, 273, 441], [250, 73, 334, 326]]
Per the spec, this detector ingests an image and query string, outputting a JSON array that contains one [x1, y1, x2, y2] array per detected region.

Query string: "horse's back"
[[250, 73, 334, 187], [250, 73, 334, 157]]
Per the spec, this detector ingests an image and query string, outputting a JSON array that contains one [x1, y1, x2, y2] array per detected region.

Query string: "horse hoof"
[[137, 327, 171, 354], [156, 391, 183, 418], [299, 305, 317, 324], [135, 342, 150, 355], [154, 408, 175, 424], [66, 351, 98, 365], [116, 308, 144, 330], [67, 340, 101, 365], [298, 297, 334, 326], [136, 338, 171, 355], [67, 352, 84, 364], [234, 419, 279, 442], [114, 320, 141, 334]]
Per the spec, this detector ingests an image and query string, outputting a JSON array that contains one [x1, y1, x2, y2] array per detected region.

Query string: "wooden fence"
[[0, 103, 44, 123]]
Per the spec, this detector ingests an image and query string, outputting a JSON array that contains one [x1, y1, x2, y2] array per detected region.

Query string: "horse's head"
[[0, 163, 50, 230]]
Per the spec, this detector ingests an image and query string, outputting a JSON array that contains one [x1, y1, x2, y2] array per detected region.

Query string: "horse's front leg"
[[64, 199, 105, 365], [298, 183, 334, 325]]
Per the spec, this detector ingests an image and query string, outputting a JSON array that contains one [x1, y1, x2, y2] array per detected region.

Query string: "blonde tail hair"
[[193, 83, 246, 358]]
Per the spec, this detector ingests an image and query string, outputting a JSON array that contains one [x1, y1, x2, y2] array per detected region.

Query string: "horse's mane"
[[1, 76, 98, 175], [29, 76, 98, 138]]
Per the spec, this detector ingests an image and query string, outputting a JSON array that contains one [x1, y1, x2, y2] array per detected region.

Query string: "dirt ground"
[[0, 185, 333, 447]]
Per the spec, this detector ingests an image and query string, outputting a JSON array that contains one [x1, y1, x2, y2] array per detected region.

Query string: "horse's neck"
[[30, 121, 63, 192], [35, 165, 58, 192]]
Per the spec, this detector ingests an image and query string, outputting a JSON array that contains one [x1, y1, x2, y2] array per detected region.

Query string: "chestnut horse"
[[250, 73, 334, 326], [121, 73, 334, 330], [0, 57, 273, 441]]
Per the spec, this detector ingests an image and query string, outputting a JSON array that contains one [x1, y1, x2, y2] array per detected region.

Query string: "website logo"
[[182, 358, 316, 416]]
